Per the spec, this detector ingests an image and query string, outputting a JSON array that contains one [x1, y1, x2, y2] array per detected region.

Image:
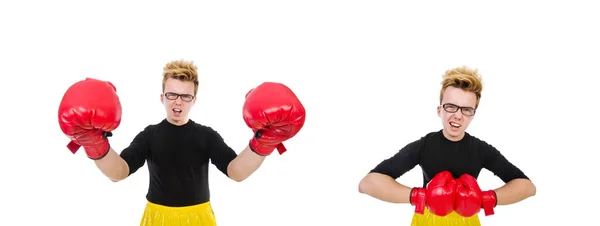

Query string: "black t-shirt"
[[370, 130, 529, 188], [120, 119, 238, 207]]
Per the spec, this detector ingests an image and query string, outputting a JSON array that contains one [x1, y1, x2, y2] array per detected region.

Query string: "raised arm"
[[58, 78, 135, 182], [99, 126, 152, 182], [219, 82, 306, 182], [94, 147, 130, 182], [207, 129, 263, 183], [227, 145, 266, 182]]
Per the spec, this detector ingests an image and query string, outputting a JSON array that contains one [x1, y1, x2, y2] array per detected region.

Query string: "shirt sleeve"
[[207, 128, 238, 177], [480, 141, 530, 183], [120, 126, 152, 176], [369, 137, 424, 179]]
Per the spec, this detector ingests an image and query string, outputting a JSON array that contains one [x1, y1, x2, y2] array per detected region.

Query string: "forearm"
[[358, 172, 412, 203], [493, 178, 536, 205], [94, 147, 130, 182], [226, 145, 266, 182]]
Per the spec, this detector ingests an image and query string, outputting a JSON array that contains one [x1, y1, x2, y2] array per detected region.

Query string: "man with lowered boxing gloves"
[[58, 60, 306, 226], [359, 66, 536, 226], [409, 171, 499, 218]]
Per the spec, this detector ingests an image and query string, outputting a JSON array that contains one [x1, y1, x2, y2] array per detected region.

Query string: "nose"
[[452, 112, 463, 121]]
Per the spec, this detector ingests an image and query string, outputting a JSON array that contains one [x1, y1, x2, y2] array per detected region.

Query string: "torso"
[[418, 131, 485, 187], [145, 120, 213, 207]]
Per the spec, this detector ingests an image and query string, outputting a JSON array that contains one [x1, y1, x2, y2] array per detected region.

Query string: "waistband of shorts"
[[146, 200, 212, 213]]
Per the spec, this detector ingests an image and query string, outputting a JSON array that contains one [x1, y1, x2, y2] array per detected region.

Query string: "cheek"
[[440, 113, 451, 121], [464, 117, 474, 124]]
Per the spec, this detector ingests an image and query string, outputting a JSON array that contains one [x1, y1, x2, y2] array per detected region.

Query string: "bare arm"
[[358, 138, 424, 203], [358, 172, 413, 204], [94, 147, 130, 182], [226, 145, 266, 182], [493, 178, 536, 205]]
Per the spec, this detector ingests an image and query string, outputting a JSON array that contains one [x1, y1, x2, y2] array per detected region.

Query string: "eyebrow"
[[447, 103, 476, 108], [166, 91, 193, 95]]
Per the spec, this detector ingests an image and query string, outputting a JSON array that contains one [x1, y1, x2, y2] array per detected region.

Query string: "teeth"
[[173, 109, 182, 112], [450, 122, 461, 127]]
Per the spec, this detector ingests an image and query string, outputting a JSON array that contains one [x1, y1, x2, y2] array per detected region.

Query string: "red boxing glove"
[[58, 78, 122, 159], [425, 171, 457, 217], [455, 174, 497, 217], [243, 82, 306, 156], [481, 190, 497, 216], [410, 187, 426, 214]]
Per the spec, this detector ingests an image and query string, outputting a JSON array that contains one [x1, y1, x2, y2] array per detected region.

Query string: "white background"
[[1, 0, 598, 225]]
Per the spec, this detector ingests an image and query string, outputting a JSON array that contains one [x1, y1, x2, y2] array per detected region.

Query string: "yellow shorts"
[[139, 201, 217, 226], [410, 207, 480, 226]]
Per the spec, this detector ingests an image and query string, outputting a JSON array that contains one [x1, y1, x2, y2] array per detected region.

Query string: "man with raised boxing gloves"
[[358, 66, 536, 226], [58, 60, 306, 226]]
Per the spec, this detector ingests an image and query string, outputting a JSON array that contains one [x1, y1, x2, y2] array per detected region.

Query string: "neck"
[[442, 129, 465, 142], [167, 117, 189, 126]]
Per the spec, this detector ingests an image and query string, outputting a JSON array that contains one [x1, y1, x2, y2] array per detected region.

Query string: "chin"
[[443, 127, 464, 138], [170, 114, 187, 121]]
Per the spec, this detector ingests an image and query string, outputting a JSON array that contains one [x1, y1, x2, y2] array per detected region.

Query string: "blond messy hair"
[[440, 66, 483, 108], [162, 59, 199, 95]]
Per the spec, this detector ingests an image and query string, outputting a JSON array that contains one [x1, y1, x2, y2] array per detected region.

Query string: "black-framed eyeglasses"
[[164, 92, 195, 102], [441, 103, 476, 116]]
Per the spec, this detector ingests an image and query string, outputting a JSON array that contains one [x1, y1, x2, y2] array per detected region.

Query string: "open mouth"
[[173, 108, 182, 115], [449, 121, 461, 128]]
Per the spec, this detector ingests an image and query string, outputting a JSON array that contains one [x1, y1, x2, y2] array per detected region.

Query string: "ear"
[[437, 106, 441, 117], [160, 93, 164, 104]]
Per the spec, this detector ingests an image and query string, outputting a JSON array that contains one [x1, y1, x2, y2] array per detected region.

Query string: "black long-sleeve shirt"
[[120, 119, 238, 207], [370, 130, 529, 187]]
